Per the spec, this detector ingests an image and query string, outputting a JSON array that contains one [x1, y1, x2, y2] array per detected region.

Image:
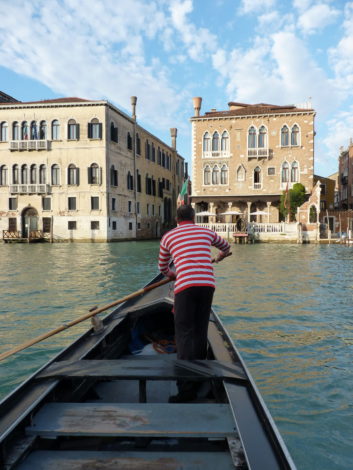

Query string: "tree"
[[279, 183, 307, 221]]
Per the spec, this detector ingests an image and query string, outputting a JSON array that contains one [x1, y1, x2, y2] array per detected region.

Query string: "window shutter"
[[87, 167, 92, 184], [76, 124, 80, 140], [76, 168, 80, 186], [87, 123, 92, 139], [99, 167, 103, 185], [98, 123, 103, 139], [67, 124, 70, 140]]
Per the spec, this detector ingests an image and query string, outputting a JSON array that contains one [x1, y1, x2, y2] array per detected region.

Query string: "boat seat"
[[26, 402, 236, 439], [35, 358, 247, 382], [16, 450, 236, 470]]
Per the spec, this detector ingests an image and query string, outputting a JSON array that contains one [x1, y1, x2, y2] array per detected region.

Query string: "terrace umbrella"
[[195, 211, 215, 216], [249, 211, 269, 215], [220, 211, 243, 215]]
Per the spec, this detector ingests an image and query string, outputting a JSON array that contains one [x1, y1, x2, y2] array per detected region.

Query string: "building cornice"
[[190, 110, 316, 122]]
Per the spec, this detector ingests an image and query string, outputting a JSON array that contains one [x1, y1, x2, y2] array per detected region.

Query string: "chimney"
[[130, 96, 137, 121], [170, 128, 177, 149], [192, 97, 202, 117]]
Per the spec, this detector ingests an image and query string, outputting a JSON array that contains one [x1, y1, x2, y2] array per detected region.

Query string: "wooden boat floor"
[[35, 357, 246, 382], [16, 450, 236, 470], [26, 403, 236, 439]]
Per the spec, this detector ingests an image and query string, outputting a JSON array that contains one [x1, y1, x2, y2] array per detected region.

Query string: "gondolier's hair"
[[177, 204, 195, 221]]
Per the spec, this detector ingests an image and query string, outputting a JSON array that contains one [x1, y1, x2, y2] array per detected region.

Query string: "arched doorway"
[[21, 207, 38, 237]]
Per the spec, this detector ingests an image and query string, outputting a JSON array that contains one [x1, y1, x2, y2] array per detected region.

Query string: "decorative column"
[[227, 202, 233, 224], [247, 201, 251, 223], [209, 202, 215, 225], [267, 201, 271, 223]]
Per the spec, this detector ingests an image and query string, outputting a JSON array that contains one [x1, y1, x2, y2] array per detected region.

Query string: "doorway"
[[21, 207, 38, 237]]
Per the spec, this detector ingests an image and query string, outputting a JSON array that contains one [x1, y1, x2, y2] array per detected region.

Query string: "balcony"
[[202, 150, 230, 158], [10, 184, 51, 194], [253, 183, 262, 190], [247, 148, 272, 159], [10, 140, 49, 151]]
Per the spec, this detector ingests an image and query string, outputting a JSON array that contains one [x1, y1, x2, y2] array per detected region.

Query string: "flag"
[[177, 178, 189, 207]]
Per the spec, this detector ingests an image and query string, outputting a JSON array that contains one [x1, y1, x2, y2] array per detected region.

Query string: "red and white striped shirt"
[[158, 222, 231, 294]]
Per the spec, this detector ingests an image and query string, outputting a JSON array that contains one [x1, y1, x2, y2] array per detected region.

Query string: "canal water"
[[0, 242, 352, 469]]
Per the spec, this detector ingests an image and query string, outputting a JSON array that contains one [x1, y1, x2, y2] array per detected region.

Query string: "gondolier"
[[158, 204, 231, 402]]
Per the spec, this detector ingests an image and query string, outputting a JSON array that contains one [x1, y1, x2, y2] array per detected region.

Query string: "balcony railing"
[[202, 150, 230, 158], [253, 183, 262, 190], [10, 140, 49, 151], [247, 148, 271, 158], [10, 184, 51, 194]]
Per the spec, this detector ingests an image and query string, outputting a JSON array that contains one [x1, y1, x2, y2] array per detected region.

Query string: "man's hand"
[[212, 251, 232, 263], [166, 269, 176, 280]]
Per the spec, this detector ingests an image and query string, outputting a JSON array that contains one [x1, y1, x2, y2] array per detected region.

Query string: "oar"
[[0, 277, 172, 362]]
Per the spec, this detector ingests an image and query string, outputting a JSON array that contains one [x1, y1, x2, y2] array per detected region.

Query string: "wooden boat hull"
[[0, 273, 296, 469]]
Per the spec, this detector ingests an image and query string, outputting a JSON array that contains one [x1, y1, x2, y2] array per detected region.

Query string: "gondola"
[[0, 272, 296, 469]]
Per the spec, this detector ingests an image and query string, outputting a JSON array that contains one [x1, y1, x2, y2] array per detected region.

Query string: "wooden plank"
[[26, 403, 236, 438], [16, 450, 236, 470], [35, 358, 246, 382]]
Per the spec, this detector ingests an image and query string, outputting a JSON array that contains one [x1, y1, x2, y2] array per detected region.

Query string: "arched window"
[[52, 120, 60, 140], [0, 121, 8, 141], [254, 166, 261, 188], [21, 164, 28, 184], [291, 161, 299, 182], [281, 125, 289, 146], [212, 165, 220, 185], [248, 126, 256, 148], [12, 165, 19, 184], [221, 164, 228, 184], [88, 118, 102, 139], [68, 164, 79, 185], [110, 122, 118, 142], [237, 165, 245, 182], [68, 119, 79, 140], [309, 205, 317, 223], [136, 133, 141, 154], [110, 165, 118, 186], [30, 121, 38, 140], [39, 121, 47, 139], [203, 132, 211, 152], [127, 171, 134, 190], [51, 164, 60, 185], [221, 131, 229, 151], [39, 164, 46, 184], [30, 164, 37, 184], [12, 121, 20, 140], [281, 162, 289, 183], [0, 165, 8, 185], [291, 124, 299, 146], [212, 132, 219, 152], [204, 165, 211, 185], [127, 132, 132, 150], [21, 121, 29, 140], [88, 163, 100, 184], [258, 126, 266, 148]]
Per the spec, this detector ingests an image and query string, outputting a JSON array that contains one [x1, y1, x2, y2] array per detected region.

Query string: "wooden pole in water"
[[0, 277, 172, 362]]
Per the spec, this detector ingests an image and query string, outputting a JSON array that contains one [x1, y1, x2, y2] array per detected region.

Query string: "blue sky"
[[1, 0, 352, 176]]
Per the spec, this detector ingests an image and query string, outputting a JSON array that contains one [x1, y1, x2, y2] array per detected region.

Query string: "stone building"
[[0, 93, 185, 241], [313, 174, 336, 212], [338, 141, 353, 210], [190, 98, 316, 223]]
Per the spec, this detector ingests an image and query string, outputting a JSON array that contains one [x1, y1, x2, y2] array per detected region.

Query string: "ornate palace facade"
[[190, 98, 316, 223]]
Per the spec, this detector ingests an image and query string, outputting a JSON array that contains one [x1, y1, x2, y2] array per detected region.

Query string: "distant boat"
[[0, 272, 296, 469]]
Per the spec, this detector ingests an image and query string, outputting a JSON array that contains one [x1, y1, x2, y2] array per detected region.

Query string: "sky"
[[0, 0, 352, 177]]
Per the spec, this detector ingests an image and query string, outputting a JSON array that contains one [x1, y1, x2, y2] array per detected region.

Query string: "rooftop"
[[196, 101, 314, 118]]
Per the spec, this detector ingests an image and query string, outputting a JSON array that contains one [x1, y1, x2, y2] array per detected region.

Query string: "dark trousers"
[[174, 286, 214, 394]]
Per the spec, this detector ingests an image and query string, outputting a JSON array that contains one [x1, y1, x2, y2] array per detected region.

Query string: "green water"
[[0, 242, 352, 469]]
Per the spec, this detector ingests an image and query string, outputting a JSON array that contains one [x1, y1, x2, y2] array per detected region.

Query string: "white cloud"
[[258, 10, 295, 33], [239, 0, 276, 15], [293, 0, 313, 12], [329, 2, 353, 94], [168, 0, 217, 61], [212, 31, 338, 116], [298, 3, 340, 34], [0, 0, 186, 129], [322, 108, 353, 159]]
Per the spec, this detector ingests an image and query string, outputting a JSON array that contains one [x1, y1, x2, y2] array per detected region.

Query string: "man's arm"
[[158, 241, 176, 279], [212, 233, 231, 263]]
